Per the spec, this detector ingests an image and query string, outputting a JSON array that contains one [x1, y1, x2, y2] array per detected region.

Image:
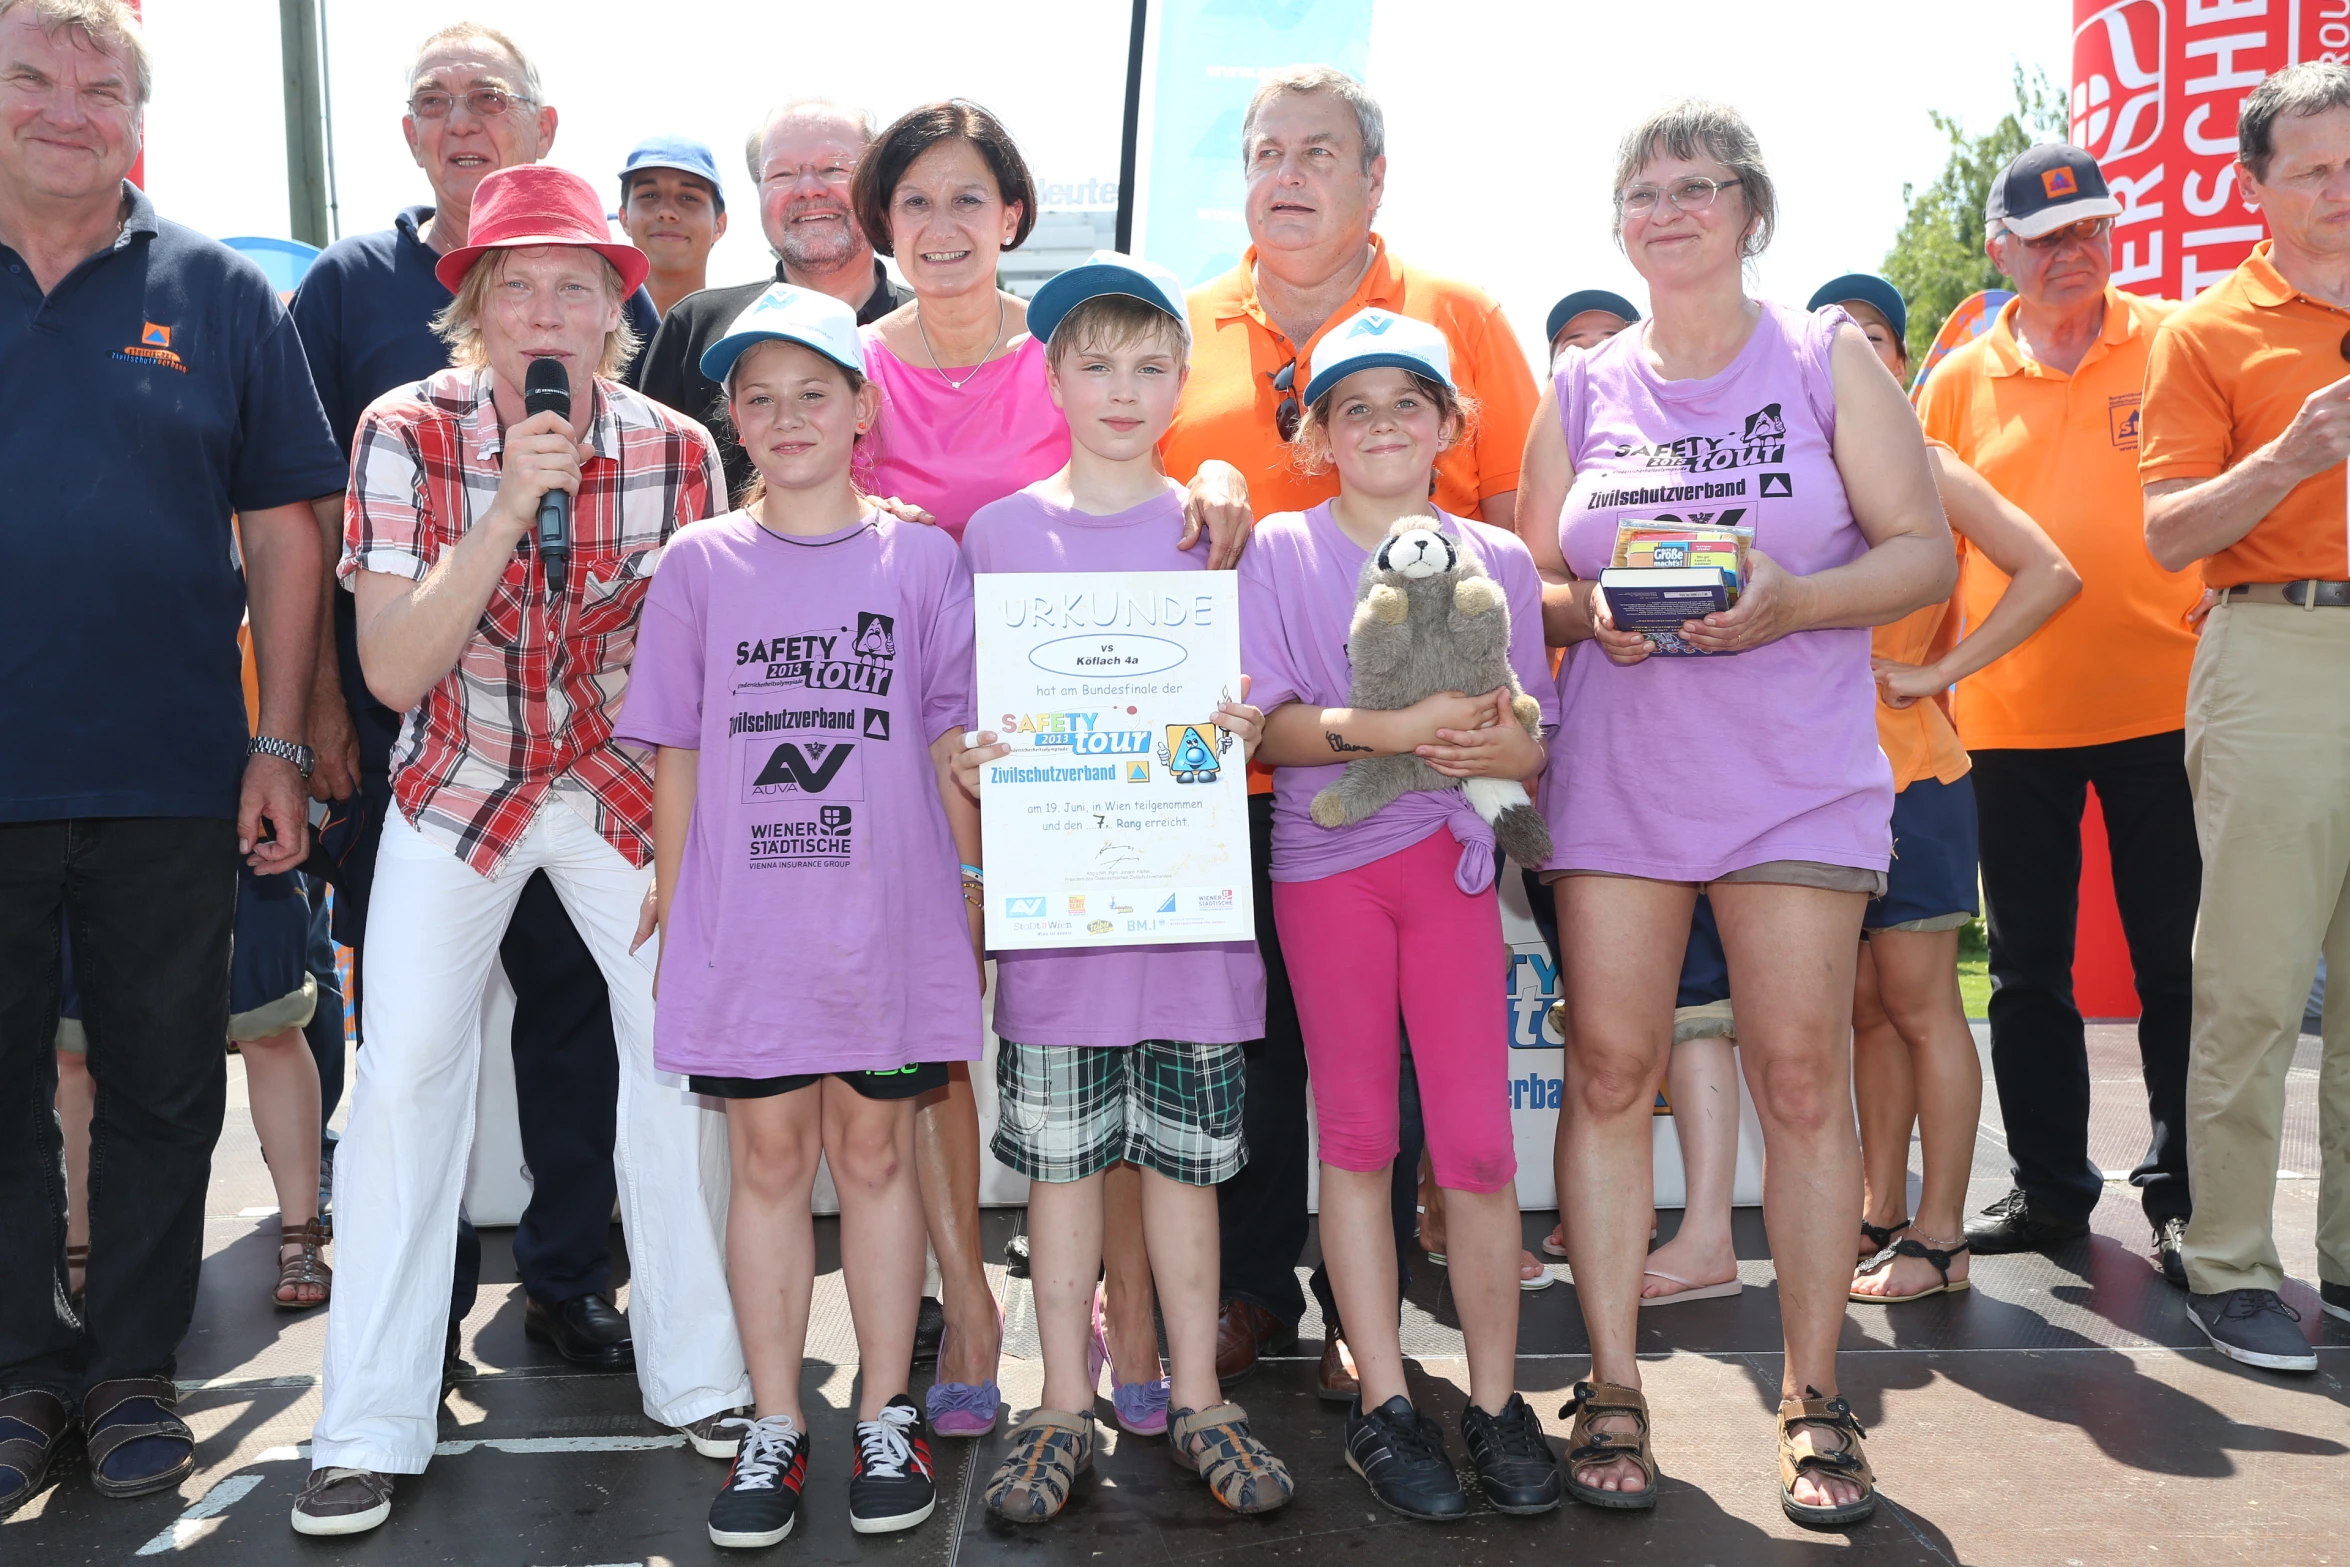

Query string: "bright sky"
[[142, 0, 2070, 362]]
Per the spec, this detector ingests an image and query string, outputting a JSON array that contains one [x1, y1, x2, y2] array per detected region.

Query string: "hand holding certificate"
[[971, 571, 1255, 950]]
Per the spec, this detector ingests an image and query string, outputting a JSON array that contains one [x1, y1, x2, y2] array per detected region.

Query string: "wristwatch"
[[249, 735, 317, 780]]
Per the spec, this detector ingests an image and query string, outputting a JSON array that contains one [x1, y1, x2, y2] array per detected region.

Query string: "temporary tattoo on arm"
[[1325, 730, 1372, 754]]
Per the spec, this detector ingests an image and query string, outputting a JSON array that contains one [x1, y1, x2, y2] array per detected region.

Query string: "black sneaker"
[[1004, 1233, 1032, 1278], [1964, 1189, 2090, 1255], [1459, 1393, 1562, 1514], [2186, 1288, 2318, 1372], [1344, 1394, 1466, 1521], [2153, 1218, 2189, 1289], [913, 1295, 946, 1365], [708, 1414, 807, 1548], [2323, 1281, 2350, 1325], [849, 1396, 937, 1534]]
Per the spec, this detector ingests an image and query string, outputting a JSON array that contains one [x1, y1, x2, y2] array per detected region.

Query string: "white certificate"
[[974, 570, 1254, 950]]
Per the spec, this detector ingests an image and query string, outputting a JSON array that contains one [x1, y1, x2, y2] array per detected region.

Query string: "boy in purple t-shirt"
[[953, 255, 1290, 1523], [618, 285, 983, 1549]]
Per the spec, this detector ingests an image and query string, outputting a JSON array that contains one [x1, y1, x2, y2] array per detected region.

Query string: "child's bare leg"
[[724, 1088, 825, 1428]]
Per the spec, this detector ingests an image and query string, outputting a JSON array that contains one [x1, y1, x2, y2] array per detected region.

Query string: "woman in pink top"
[[844, 101, 1256, 1418], [1516, 103, 1953, 1528]]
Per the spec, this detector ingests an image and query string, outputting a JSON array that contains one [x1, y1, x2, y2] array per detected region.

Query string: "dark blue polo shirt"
[[0, 183, 345, 823], [289, 205, 663, 768]]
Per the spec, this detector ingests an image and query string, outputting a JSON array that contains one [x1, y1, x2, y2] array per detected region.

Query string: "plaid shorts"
[[991, 1038, 1248, 1186]]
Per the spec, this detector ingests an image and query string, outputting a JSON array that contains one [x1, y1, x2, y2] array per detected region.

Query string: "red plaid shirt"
[[341, 367, 722, 875]]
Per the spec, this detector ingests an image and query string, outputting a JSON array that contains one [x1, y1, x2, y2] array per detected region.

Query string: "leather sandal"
[[1858, 1216, 1909, 1256], [1776, 1387, 1876, 1527], [276, 1218, 332, 1311], [1559, 1379, 1658, 1510], [82, 1376, 194, 1499], [0, 1389, 73, 1520], [1850, 1233, 1970, 1303], [1169, 1402, 1293, 1515], [983, 1409, 1093, 1523]]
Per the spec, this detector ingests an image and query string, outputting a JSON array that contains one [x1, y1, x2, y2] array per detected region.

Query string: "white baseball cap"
[[1302, 307, 1454, 406], [700, 283, 864, 385], [1026, 250, 1191, 347]]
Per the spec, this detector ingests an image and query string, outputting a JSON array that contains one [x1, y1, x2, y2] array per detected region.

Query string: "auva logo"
[[752, 741, 854, 792], [1347, 313, 1397, 337]]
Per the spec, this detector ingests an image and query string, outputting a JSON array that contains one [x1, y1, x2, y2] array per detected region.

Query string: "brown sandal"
[[1559, 1379, 1658, 1510], [275, 1218, 331, 1311], [1776, 1387, 1876, 1527]]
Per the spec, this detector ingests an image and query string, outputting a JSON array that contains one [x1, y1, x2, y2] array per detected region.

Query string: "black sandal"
[[1850, 1233, 1970, 1303], [1858, 1216, 1909, 1256]]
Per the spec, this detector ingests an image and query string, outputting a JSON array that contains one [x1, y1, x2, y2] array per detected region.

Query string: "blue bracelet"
[[960, 863, 984, 881]]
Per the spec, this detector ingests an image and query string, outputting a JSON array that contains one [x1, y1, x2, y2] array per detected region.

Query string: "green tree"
[[1881, 66, 2067, 364]]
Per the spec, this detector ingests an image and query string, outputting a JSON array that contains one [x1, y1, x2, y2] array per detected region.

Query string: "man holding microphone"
[[292, 165, 748, 1538], [2141, 61, 2350, 1373]]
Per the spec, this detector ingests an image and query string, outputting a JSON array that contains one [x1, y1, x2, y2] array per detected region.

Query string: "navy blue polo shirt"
[[289, 205, 663, 767], [0, 183, 345, 823]]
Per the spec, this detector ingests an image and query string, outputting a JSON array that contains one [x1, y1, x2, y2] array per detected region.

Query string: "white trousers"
[[312, 803, 749, 1474]]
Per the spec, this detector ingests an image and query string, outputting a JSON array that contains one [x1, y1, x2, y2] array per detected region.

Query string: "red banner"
[[2071, 0, 2343, 300]]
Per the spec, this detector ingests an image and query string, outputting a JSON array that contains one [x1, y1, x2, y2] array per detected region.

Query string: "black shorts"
[[689, 1060, 949, 1101]]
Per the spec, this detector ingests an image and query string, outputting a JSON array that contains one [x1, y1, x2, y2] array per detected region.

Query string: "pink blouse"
[[856, 331, 1070, 544]]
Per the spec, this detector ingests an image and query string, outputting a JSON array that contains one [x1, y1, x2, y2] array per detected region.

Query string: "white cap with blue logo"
[[699, 283, 865, 386], [1302, 307, 1455, 406], [1025, 250, 1192, 349]]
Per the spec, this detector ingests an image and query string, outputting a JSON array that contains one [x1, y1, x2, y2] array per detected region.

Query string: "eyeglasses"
[[408, 87, 533, 121], [1617, 176, 1741, 217], [1269, 360, 1300, 441], [2010, 216, 2112, 252]]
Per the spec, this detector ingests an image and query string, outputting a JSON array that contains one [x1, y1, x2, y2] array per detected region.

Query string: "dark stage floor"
[[9, 1025, 2345, 1565]]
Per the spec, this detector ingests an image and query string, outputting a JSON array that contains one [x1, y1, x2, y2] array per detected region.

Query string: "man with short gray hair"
[[0, 0, 344, 1510], [2141, 58, 2350, 1372], [631, 100, 907, 498]]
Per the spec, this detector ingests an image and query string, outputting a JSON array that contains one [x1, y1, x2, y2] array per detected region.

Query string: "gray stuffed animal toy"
[[1311, 516, 1552, 866]]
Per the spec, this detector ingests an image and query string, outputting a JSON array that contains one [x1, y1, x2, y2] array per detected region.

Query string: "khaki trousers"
[[2181, 601, 2350, 1295]]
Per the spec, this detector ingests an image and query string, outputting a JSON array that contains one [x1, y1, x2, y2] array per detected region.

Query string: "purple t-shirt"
[[616, 510, 983, 1076], [858, 333, 1070, 544], [1238, 502, 1558, 884], [962, 484, 1266, 1047], [1542, 301, 1894, 879]]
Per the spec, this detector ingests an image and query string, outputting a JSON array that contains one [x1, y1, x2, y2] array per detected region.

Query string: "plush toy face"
[[1375, 523, 1458, 580]]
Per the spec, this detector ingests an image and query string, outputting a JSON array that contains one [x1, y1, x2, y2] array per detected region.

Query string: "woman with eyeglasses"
[[841, 100, 1254, 1442], [1516, 101, 1955, 1528]]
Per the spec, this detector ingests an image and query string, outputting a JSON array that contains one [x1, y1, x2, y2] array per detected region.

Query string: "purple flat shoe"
[[926, 1322, 1002, 1437], [1091, 1288, 1169, 1437]]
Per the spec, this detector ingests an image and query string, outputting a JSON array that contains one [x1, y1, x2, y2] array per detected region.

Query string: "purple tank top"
[[1541, 301, 1892, 880]]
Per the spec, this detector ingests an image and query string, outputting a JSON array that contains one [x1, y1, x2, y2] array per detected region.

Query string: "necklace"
[[915, 293, 1006, 391], [761, 515, 877, 547]]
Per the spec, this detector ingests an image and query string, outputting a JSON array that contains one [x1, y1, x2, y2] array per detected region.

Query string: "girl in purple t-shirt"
[[1238, 309, 1562, 1521], [617, 286, 984, 1548]]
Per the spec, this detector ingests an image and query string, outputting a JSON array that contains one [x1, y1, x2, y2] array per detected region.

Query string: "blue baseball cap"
[[1545, 288, 1641, 345], [1302, 308, 1453, 407], [1807, 273, 1908, 347], [700, 284, 863, 386], [1027, 250, 1190, 348], [619, 135, 725, 211]]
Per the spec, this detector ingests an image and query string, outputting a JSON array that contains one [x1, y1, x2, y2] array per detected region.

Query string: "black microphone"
[[522, 356, 572, 593]]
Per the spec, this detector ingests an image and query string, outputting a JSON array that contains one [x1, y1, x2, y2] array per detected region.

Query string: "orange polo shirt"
[[1160, 234, 1538, 520], [1873, 440, 1970, 791], [1916, 288, 2200, 750], [2140, 241, 2350, 587]]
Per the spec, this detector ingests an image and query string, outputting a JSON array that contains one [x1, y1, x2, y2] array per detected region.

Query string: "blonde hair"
[[1289, 371, 1477, 481], [0, 0, 150, 105], [1611, 99, 1777, 259], [431, 248, 640, 379]]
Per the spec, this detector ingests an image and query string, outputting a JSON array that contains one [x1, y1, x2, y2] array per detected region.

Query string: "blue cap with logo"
[[1806, 273, 1908, 347], [1302, 307, 1454, 406], [620, 134, 725, 212], [1026, 250, 1191, 348], [700, 283, 864, 386]]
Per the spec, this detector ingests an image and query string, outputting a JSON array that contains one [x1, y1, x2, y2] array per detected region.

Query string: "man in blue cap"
[[620, 135, 727, 318], [1543, 287, 1641, 363]]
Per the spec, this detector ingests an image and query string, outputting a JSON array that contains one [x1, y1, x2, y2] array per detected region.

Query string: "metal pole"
[[280, 0, 329, 246], [1114, 0, 1147, 253]]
